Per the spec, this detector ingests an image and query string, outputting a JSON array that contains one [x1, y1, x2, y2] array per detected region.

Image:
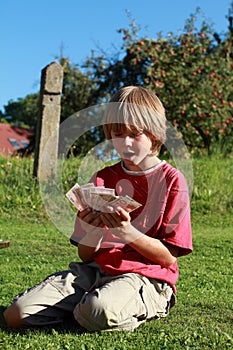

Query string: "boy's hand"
[[100, 206, 131, 229], [100, 206, 142, 243], [77, 207, 105, 250], [101, 206, 132, 237], [78, 207, 105, 233]]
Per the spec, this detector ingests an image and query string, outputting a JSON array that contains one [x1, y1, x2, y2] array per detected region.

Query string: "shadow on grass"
[[0, 305, 87, 335]]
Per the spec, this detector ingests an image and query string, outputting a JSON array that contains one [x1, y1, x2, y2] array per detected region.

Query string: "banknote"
[[66, 183, 91, 211], [108, 195, 142, 212], [66, 183, 142, 212]]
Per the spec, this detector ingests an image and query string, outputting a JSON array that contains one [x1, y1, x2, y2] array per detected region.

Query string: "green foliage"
[[1, 4, 233, 156], [58, 57, 105, 156], [0, 157, 43, 218], [0, 154, 233, 219], [191, 152, 233, 215], [0, 57, 97, 128], [59, 57, 97, 120], [2, 93, 39, 128], [88, 7, 233, 154]]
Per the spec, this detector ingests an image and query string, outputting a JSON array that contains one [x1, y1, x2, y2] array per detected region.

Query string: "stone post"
[[33, 62, 63, 180]]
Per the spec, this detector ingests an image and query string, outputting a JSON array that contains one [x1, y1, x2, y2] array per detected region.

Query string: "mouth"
[[122, 151, 135, 159]]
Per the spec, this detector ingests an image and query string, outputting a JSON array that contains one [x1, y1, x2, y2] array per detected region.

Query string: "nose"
[[123, 135, 133, 147]]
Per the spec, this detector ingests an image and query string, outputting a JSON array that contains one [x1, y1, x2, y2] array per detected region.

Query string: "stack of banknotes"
[[66, 183, 142, 213]]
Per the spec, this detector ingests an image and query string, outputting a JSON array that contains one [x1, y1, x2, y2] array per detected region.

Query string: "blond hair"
[[103, 86, 167, 155]]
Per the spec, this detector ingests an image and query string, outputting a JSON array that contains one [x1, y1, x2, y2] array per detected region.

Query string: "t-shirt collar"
[[121, 160, 166, 176]]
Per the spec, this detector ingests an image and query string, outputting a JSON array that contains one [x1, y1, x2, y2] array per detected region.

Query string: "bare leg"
[[4, 303, 29, 328]]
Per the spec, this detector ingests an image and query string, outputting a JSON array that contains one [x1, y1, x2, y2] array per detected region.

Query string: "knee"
[[4, 303, 26, 328], [74, 293, 110, 331]]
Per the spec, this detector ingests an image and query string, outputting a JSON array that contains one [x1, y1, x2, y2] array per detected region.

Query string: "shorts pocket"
[[141, 278, 174, 319]]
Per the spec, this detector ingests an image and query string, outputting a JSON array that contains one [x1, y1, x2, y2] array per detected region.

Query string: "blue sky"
[[0, 0, 232, 112]]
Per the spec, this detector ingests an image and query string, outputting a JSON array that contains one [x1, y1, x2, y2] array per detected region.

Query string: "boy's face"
[[110, 128, 154, 171]]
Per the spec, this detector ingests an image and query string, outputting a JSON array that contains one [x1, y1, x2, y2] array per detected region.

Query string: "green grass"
[[0, 155, 233, 349], [1, 153, 233, 219], [0, 216, 232, 349]]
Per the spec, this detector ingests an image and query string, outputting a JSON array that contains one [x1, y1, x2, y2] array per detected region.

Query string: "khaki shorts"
[[11, 262, 176, 331]]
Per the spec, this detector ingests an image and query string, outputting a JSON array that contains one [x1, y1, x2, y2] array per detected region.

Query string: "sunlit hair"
[[103, 86, 167, 155]]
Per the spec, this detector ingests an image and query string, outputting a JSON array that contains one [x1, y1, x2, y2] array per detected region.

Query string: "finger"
[[101, 212, 119, 228], [83, 208, 99, 219], [78, 207, 91, 219], [102, 205, 114, 214], [89, 214, 105, 227], [102, 208, 127, 223], [100, 212, 112, 227], [115, 206, 130, 220]]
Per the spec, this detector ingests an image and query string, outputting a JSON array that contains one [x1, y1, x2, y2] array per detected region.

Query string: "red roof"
[[0, 123, 34, 156]]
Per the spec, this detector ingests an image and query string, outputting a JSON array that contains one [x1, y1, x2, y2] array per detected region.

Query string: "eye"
[[113, 132, 123, 137], [131, 132, 143, 138]]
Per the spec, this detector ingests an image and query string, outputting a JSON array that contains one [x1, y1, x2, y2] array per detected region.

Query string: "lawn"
[[0, 155, 232, 349], [0, 215, 232, 349]]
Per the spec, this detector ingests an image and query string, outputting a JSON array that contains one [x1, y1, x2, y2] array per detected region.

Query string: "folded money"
[[66, 183, 142, 213]]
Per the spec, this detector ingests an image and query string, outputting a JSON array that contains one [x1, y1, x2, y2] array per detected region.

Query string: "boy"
[[4, 86, 192, 331]]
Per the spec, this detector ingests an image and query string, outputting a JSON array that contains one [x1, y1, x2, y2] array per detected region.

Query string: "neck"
[[123, 155, 161, 172]]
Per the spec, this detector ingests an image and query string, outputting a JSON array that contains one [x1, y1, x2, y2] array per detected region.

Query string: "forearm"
[[112, 224, 177, 268], [128, 233, 177, 267], [78, 230, 103, 262], [78, 244, 99, 263], [100, 207, 178, 267]]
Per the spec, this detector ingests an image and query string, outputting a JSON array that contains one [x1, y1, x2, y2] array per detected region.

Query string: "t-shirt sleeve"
[[159, 171, 193, 256]]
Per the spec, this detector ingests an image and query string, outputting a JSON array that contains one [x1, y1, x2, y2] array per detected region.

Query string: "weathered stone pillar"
[[33, 61, 63, 180]]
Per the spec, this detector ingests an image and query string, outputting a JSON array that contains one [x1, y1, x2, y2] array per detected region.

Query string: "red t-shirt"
[[71, 161, 192, 291]]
